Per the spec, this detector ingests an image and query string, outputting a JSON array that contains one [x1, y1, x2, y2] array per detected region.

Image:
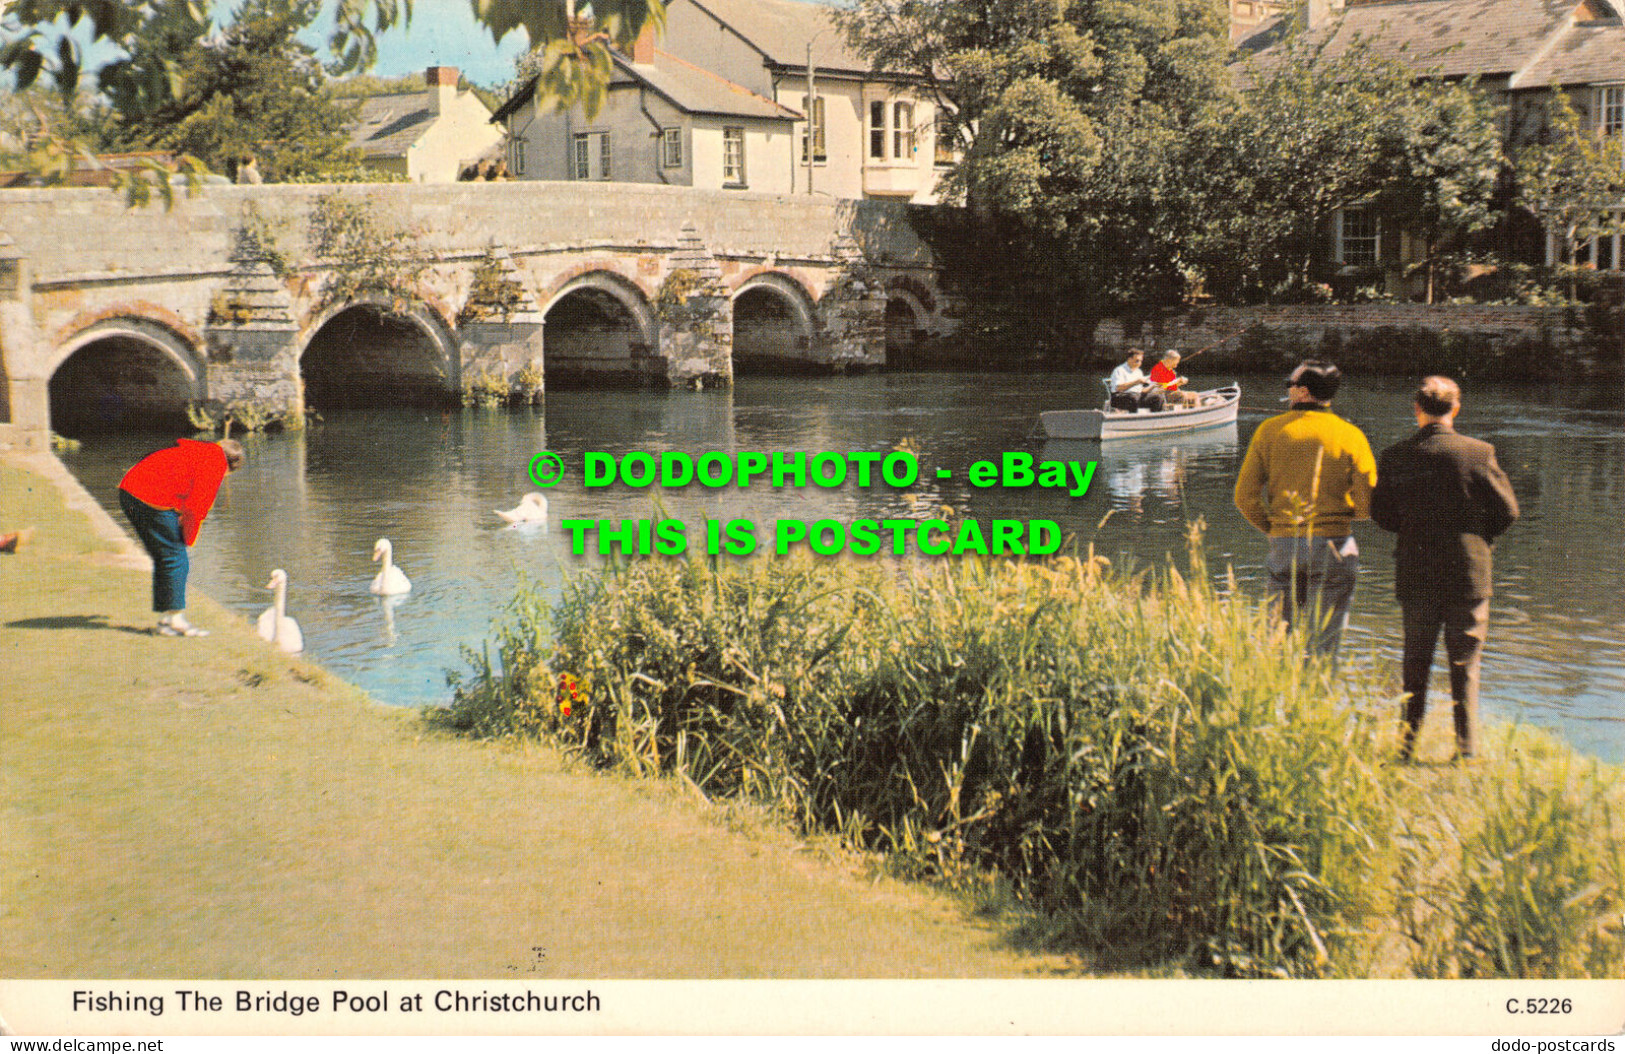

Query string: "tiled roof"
[[348, 94, 435, 158], [1300, 0, 1573, 77], [613, 49, 802, 120], [1514, 20, 1625, 86], [495, 50, 802, 122], [685, 0, 885, 76], [1236, 0, 1625, 89]]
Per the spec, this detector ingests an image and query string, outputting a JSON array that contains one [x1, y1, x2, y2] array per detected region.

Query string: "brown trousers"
[[1400, 596, 1490, 758]]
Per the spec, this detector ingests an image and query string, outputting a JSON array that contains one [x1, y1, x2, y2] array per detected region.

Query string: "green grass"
[[438, 532, 1625, 978], [1, 453, 1075, 979]]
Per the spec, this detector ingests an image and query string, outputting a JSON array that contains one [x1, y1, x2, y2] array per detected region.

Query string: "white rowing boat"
[[1036, 383, 1241, 441]]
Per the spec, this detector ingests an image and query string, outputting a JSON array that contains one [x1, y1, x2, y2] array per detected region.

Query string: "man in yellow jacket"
[[1233, 360, 1377, 660]]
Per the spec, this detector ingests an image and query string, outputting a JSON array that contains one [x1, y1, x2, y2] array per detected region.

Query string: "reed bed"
[[434, 538, 1624, 978]]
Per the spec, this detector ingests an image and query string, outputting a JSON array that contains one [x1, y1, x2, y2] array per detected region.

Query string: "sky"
[[302, 0, 533, 87]]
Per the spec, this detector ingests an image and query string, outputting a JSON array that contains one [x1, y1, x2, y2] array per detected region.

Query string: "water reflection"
[[57, 374, 1623, 762]]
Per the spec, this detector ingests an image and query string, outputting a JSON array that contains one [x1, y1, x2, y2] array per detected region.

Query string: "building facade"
[[349, 67, 507, 183], [1240, 0, 1625, 283], [493, 0, 949, 203]]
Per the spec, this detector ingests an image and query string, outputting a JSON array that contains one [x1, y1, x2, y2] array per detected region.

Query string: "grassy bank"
[[0, 455, 1074, 978], [437, 537, 1625, 978]]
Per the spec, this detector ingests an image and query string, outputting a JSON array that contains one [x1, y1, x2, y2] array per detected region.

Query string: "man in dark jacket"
[[1371, 377, 1519, 761]]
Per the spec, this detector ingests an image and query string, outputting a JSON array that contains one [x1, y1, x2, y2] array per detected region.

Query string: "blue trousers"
[[1267, 535, 1358, 660], [119, 488, 188, 612]]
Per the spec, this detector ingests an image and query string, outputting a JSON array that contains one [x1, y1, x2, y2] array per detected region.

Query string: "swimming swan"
[[496, 492, 549, 528], [257, 569, 304, 654], [370, 537, 412, 595]]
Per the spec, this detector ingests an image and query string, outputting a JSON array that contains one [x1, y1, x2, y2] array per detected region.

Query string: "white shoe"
[[157, 615, 208, 637]]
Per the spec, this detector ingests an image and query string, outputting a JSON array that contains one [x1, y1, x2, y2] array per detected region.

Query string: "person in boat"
[[1149, 349, 1199, 408], [1371, 376, 1519, 763], [1233, 360, 1376, 661], [1108, 348, 1165, 412]]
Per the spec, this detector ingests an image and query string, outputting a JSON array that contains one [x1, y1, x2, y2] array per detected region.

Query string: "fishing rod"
[[1178, 321, 1253, 362]]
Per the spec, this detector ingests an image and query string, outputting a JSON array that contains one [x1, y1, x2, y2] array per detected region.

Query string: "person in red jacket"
[[118, 437, 245, 637], [1149, 350, 1198, 407]]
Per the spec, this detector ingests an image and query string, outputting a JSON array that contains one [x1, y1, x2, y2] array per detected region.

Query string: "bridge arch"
[[48, 317, 206, 435], [541, 270, 658, 386], [884, 286, 931, 358], [299, 293, 460, 409], [731, 272, 817, 373]]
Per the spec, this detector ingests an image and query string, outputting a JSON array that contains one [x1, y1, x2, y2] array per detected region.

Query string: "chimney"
[[628, 23, 655, 64], [426, 66, 460, 114]]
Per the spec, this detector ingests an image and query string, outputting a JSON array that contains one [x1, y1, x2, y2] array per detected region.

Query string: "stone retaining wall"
[[1096, 303, 1624, 380]]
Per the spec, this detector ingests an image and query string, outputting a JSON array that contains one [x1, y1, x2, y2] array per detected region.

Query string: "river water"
[[59, 371, 1625, 762]]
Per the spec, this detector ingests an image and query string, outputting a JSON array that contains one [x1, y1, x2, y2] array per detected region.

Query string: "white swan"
[[370, 537, 412, 595], [257, 569, 304, 654], [495, 492, 549, 528]]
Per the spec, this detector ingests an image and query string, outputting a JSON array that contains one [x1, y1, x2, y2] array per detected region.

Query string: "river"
[[59, 371, 1625, 762]]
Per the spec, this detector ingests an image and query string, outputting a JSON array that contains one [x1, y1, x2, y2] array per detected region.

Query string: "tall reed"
[[1399, 730, 1625, 977], [435, 537, 1396, 976]]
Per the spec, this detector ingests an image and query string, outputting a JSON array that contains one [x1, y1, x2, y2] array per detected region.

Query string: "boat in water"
[[1036, 383, 1241, 441]]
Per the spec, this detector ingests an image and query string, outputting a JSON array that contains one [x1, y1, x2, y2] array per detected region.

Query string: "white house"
[[493, 0, 950, 202], [492, 40, 801, 192], [349, 66, 507, 183]]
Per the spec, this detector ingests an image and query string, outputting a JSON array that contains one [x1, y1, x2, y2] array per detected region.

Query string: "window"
[[722, 126, 745, 185], [870, 101, 887, 159], [1337, 208, 1380, 266], [893, 101, 915, 158], [509, 136, 526, 176], [934, 114, 956, 165], [1600, 85, 1624, 137], [661, 127, 682, 168], [800, 95, 826, 163], [572, 132, 610, 180]]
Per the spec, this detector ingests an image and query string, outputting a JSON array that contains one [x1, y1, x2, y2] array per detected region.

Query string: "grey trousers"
[[1267, 535, 1358, 660]]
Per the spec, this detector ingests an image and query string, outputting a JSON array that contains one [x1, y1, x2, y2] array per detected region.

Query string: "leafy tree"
[[1182, 26, 1507, 305], [1, 0, 663, 196], [837, 0, 1236, 359], [1376, 80, 1505, 304], [1514, 90, 1625, 298], [0, 82, 109, 170], [102, 0, 366, 182], [1196, 35, 1418, 301], [4, 0, 662, 112]]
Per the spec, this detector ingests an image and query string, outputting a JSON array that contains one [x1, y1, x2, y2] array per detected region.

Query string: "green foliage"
[[501, 0, 667, 120], [457, 251, 529, 325], [840, 0, 1236, 358], [653, 267, 725, 325], [3, 0, 665, 193], [1514, 92, 1625, 294], [1400, 735, 1625, 978], [437, 536, 1399, 975], [305, 191, 430, 311], [458, 365, 541, 408], [186, 398, 290, 435], [459, 371, 512, 409], [1376, 82, 1506, 304], [513, 363, 544, 404], [1197, 35, 1499, 302], [101, 0, 365, 183], [235, 201, 293, 279]]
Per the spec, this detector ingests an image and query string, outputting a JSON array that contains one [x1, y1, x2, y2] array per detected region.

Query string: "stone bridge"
[[0, 182, 952, 445]]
